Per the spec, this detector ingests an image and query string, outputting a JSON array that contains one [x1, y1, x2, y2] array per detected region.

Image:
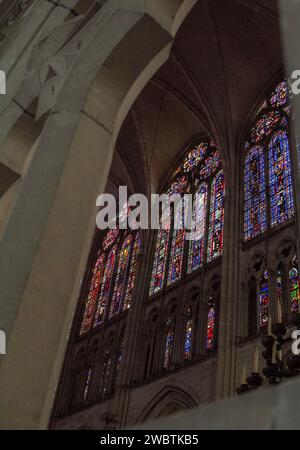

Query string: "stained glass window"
[[114, 346, 123, 384], [83, 363, 93, 402], [79, 228, 141, 335], [183, 142, 208, 173], [244, 146, 267, 241], [109, 236, 133, 319], [207, 171, 225, 262], [184, 307, 193, 360], [259, 271, 269, 329], [206, 296, 216, 352], [93, 245, 117, 328], [103, 229, 119, 250], [289, 256, 300, 313], [124, 233, 141, 310], [188, 184, 208, 273], [150, 138, 224, 297], [269, 130, 294, 227], [164, 320, 175, 369], [276, 265, 284, 308], [244, 80, 295, 241], [100, 353, 112, 395], [167, 199, 185, 286], [80, 253, 105, 336], [149, 210, 171, 296]]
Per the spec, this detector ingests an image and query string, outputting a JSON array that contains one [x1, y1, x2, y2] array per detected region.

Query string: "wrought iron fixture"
[[236, 318, 300, 395]]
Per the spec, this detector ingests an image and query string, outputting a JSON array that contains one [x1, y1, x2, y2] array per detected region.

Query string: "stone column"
[[214, 185, 240, 399], [0, 0, 177, 429]]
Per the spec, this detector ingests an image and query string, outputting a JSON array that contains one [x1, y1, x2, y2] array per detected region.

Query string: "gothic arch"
[[0, 0, 201, 430], [137, 385, 199, 424]]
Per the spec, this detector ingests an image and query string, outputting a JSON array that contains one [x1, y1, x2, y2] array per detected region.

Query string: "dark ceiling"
[[108, 0, 283, 196]]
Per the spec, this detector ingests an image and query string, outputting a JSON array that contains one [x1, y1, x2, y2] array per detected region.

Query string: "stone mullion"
[[192, 299, 200, 358], [214, 175, 240, 399], [153, 316, 166, 374], [255, 277, 261, 334], [268, 268, 277, 324], [198, 289, 208, 356], [173, 289, 186, 366], [109, 230, 155, 427], [282, 266, 290, 323], [117, 230, 154, 386]]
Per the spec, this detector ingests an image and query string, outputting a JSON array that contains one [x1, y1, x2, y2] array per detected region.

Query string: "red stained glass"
[[206, 296, 216, 352], [188, 183, 208, 273], [259, 271, 269, 329], [207, 171, 225, 262], [80, 252, 106, 336], [109, 236, 133, 319], [250, 110, 281, 144], [289, 256, 300, 313], [93, 245, 117, 327], [124, 233, 141, 310], [167, 199, 185, 286], [164, 320, 175, 369]]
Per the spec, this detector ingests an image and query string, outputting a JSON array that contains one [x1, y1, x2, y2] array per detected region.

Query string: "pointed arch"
[[149, 138, 225, 297], [243, 79, 295, 242]]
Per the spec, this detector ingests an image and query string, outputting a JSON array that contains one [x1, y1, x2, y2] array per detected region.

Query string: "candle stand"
[[236, 319, 300, 395]]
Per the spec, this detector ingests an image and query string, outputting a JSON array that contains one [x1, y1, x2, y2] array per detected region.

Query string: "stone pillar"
[[214, 186, 240, 399], [111, 229, 154, 428], [0, 0, 199, 430]]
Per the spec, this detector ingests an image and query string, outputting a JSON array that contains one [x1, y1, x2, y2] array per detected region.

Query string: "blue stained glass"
[[207, 171, 225, 262], [109, 236, 133, 319], [184, 307, 193, 359], [259, 271, 269, 329], [167, 199, 185, 286], [188, 183, 208, 273], [149, 210, 171, 296], [164, 321, 175, 369], [269, 130, 294, 227], [244, 146, 267, 241]]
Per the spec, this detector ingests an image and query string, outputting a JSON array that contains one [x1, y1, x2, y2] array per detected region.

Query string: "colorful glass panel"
[[93, 246, 117, 327], [250, 110, 281, 143], [183, 142, 208, 173], [124, 233, 141, 310], [80, 253, 105, 336], [198, 150, 221, 179], [289, 256, 300, 313], [103, 229, 119, 251], [164, 321, 175, 369], [206, 296, 216, 351], [83, 364, 93, 401], [259, 271, 269, 329], [109, 236, 133, 318], [207, 171, 225, 262], [188, 183, 208, 273], [167, 176, 189, 195], [100, 355, 112, 395], [244, 146, 267, 241], [184, 308, 193, 360], [269, 130, 294, 227], [149, 210, 171, 296], [270, 81, 289, 108], [167, 199, 185, 286]]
